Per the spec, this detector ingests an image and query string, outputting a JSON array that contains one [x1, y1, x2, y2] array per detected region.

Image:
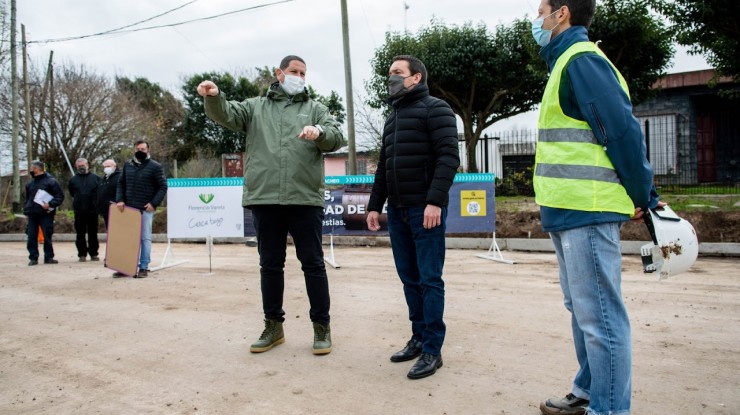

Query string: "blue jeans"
[[251, 205, 330, 324], [26, 214, 55, 261], [139, 211, 154, 270], [387, 206, 447, 356], [550, 223, 631, 415]]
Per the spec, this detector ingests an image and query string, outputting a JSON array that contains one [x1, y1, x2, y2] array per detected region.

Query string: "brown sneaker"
[[134, 269, 149, 278]]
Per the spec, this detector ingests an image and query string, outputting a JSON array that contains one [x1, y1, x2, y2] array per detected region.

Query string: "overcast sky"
[[4, 0, 710, 174]]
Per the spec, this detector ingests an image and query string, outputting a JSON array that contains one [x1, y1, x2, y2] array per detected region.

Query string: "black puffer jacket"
[[68, 172, 101, 213], [96, 170, 121, 216], [115, 158, 167, 210], [23, 172, 65, 215], [368, 84, 460, 210]]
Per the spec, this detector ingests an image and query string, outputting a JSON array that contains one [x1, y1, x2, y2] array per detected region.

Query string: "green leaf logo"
[[199, 193, 215, 204]]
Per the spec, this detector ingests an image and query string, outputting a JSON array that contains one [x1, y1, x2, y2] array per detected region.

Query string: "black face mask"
[[388, 74, 413, 99], [135, 151, 147, 161], [77, 167, 87, 174]]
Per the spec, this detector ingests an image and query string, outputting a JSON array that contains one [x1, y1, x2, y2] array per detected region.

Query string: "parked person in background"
[[115, 141, 167, 279], [24, 160, 64, 266], [366, 55, 460, 379], [97, 159, 121, 230], [198, 54, 344, 355], [530, 0, 659, 414], [68, 158, 102, 262]]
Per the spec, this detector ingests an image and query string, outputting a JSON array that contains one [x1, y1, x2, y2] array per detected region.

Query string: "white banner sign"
[[166, 178, 244, 238]]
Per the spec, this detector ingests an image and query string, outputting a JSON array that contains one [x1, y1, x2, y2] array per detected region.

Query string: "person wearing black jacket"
[[97, 159, 121, 230], [69, 158, 102, 261], [115, 140, 167, 278], [366, 55, 460, 380], [24, 160, 65, 266]]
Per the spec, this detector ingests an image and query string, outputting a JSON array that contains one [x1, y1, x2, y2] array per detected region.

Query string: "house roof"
[[653, 69, 735, 90]]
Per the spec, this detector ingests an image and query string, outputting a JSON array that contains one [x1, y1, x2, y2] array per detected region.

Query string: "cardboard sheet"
[[105, 205, 142, 276]]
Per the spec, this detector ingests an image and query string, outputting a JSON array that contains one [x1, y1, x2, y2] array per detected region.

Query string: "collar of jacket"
[[539, 25, 589, 71], [266, 81, 309, 102], [132, 156, 150, 166], [388, 83, 430, 108]]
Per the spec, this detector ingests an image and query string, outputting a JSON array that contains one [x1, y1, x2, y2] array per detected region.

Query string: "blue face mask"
[[531, 9, 561, 47]]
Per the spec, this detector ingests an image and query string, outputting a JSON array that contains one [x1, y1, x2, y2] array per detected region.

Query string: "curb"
[[0, 233, 738, 257]]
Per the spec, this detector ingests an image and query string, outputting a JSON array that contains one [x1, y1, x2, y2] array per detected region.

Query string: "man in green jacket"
[[198, 55, 344, 355]]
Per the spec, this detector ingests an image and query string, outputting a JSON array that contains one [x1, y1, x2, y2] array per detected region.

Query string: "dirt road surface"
[[1, 242, 738, 415]]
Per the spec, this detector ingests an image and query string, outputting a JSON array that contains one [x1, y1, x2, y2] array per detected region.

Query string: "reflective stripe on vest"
[[533, 41, 634, 216]]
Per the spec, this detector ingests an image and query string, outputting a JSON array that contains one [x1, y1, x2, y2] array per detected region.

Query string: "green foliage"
[[649, 0, 739, 82], [495, 167, 534, 197], [590, 0, 674, 104], [115, 76, 186, 159], [368, 19, 546, 172]]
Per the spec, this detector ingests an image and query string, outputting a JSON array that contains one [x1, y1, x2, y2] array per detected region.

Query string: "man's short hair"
[[549, 0, 596, 27], [31, 160, 45, 170], [75, 158, 88, 165], [134, 140, 149, 149], [280, 55, 306, 70], [392, 55, 428, 85]]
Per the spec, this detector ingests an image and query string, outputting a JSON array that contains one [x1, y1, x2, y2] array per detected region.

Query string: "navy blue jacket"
[[24, 172, 65, 216], [115, 158, 167, 211], [538, 26, 659, 232]]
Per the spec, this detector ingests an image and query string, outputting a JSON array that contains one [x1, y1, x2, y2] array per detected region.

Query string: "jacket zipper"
[[590, 103, 608, 149], [391, 110, 400, 203]]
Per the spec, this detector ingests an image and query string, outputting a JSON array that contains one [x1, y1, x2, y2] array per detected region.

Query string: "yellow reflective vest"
[[534, 41, 634, 216]]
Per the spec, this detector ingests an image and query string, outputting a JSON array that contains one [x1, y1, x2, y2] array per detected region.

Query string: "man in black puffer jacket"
[[114, 140, 167, 278], [366, 55, 460, 380]]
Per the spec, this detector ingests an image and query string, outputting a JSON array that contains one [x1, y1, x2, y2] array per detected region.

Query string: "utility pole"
[[10, 0, 20, 212], [340, 0, 357, 174], [22, 24, 32, 169], [35, 51, 53, 159]]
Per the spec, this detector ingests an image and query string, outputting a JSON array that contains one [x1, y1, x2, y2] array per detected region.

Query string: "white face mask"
[[104, 167, 115, 175], [280, 70, 306, 95]]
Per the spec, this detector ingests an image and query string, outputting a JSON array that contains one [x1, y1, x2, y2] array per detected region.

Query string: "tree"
[[115, 76, 185, 160], [590, 0, 674, 103], [649, 0, 739, 81], [27, 63, 151, 180], [368, 19, 546, 172]]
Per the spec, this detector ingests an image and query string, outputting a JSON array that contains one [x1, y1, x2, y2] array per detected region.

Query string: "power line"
[[29, 0, 293, 44], [28, 0, 200, 44]]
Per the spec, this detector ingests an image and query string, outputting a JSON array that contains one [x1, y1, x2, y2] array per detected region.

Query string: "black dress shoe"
[[407, 353, 443, 379], [44, 259, 58, 264], [390, 339, 423, 362], [28, 260, 38, 266]]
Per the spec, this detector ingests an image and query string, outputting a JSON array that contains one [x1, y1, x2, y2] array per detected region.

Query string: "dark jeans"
[[251, 205, 330, 324], [387, 206, 447, 356], [27, 213, 55, 261], [74, 211, 99, 258]]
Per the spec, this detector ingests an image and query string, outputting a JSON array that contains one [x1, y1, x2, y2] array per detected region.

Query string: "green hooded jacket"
[[205, 83, 344, 207]]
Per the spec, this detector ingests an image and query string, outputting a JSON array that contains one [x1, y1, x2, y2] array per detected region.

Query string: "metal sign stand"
[[475, 232, 516, 264], [324, 233, 341, 269], [151, 238, 190, 272]]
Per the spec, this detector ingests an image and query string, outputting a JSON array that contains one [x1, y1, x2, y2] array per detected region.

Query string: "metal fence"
[[459, 123, 739, 195]]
